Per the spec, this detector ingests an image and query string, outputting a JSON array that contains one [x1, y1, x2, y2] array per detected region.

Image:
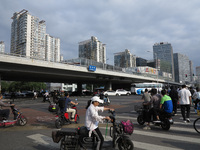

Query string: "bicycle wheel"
[[193, 117, 200, 134]]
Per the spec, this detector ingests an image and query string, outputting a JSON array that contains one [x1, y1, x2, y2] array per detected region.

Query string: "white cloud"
[[0, 0, 200, 69]]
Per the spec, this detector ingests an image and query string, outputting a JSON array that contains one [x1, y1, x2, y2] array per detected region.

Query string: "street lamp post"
[[147, 51, 158, 83]]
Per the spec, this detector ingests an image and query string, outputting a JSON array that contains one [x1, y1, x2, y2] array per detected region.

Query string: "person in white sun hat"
[[85, 96, 114, 150]]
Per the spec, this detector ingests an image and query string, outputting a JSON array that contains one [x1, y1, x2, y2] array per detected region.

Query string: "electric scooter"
[[0, 103, 27, 127], [52, 110, 134, 150], [55, 103, 80, 129], [136, 105, 173, 130]]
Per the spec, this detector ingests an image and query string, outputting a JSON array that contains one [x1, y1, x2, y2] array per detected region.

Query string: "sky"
[[0, 0, 200, 71]]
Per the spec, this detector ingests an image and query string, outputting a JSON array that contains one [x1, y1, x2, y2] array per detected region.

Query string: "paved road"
[[0, 95, 200, 150]]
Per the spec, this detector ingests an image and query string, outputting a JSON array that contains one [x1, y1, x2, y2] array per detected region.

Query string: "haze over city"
[[1, 0, 200, 71]]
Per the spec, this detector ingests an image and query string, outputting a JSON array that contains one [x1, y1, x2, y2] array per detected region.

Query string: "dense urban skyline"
[[0, 0, 200, 72]]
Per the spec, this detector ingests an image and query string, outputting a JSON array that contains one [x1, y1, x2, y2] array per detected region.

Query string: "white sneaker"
[[153, 120, 161, 123], [183, 120, 187, 123], [186, 118, 190, 123]]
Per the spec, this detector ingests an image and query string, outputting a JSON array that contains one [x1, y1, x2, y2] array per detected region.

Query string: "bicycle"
[[193, 117, 200, 134]]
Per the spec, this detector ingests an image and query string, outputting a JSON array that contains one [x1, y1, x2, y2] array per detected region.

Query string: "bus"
[[131, 82, 164, 95]]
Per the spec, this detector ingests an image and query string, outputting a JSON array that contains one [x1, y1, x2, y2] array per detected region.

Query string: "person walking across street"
[[169, 86, 179, 115], [178, 85, 192, 123], [192, 87, 200, 109]]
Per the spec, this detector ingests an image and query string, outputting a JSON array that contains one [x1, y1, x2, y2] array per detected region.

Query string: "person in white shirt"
[[85, 96, 114, 150], [178, 85, 192, 123]]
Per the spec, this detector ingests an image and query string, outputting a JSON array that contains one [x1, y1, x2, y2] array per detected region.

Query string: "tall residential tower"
[[10, 9, 60, 62], [114, 49, 136, 68], [0, 41, 5, 53], [79, 36, 106, 63]]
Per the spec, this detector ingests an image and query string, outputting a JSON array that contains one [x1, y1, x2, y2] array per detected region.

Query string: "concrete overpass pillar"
[[106, 81, 112, 91], [77, 83, 82, 95]]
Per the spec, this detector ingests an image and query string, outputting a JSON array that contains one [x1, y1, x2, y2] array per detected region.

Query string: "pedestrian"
[[178, 85, 192, 123], [169, 86, 179, 115], [33, 91, 37, 100], [189, 87, 195, 106], [192, 87, 200, 109]]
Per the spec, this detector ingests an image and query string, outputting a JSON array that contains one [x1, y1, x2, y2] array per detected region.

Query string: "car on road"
[[104, 90, 120, 96], [116, 89, 131, 96]]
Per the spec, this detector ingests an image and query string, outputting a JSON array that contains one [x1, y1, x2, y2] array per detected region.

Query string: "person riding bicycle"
[[85, 96, 114, 150], [0, 93, 15, 121]]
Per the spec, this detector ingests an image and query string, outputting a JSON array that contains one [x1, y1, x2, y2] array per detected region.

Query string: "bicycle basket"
[[121, 120, 134, 135]]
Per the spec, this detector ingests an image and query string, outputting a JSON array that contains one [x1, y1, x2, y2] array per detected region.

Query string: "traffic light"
[[185, 74, 187, 77]]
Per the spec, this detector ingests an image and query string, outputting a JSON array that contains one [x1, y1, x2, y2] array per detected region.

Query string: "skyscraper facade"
[[45, 34, 60, 62], [79, 36, 106, 63], [10, 9, 60, 62], [114, 49, 136, 68], [153, 42, 174, 79], [0, 41, 5, 53], [173, 53, 192, 83]]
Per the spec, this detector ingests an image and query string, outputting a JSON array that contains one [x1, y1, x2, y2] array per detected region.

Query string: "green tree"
[[1, 81, 46, 93]]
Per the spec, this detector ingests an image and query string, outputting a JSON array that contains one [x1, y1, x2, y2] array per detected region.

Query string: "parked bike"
[[52, 110, 134, 150], [0, 103, 27, 127], [136, 105, 173, 130]]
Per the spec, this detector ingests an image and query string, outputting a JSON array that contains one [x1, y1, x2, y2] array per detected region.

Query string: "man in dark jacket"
[[169, 86, 179, 115]]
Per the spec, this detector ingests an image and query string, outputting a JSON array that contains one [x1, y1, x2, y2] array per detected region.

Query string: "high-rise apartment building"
[[79, 36, 106, 63], [153, 42, 174, 79], [114, 49, 136, 68], [45, 34, 60, 62], [173, 53, 192, 83], [0, 41, 5, 53], [196, 66, 200, 77], [10, 9, 60, 62]]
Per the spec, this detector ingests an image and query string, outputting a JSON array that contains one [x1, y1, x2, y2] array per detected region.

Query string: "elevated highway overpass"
[[0, 53, 179, 91]]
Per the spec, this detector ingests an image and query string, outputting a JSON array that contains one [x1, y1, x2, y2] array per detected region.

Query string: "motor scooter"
[[0, 103, 27, 127], [43, 95, 50, 102], [55, 99, 79, 129], [52, 110, 134, 150], [99, 94, 110, 106], [136, 105, 173, 130]]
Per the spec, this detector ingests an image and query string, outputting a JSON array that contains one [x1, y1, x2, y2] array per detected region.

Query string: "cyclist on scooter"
[[64, 92, 78, 122], [85, 96, 114, 150], [143, 89, 162, 129], [157, 89, 173, 122], [0, 93, 15, 121]]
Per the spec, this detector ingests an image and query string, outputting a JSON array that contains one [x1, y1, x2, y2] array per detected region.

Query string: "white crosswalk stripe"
[[27, 113, 200, 150]]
